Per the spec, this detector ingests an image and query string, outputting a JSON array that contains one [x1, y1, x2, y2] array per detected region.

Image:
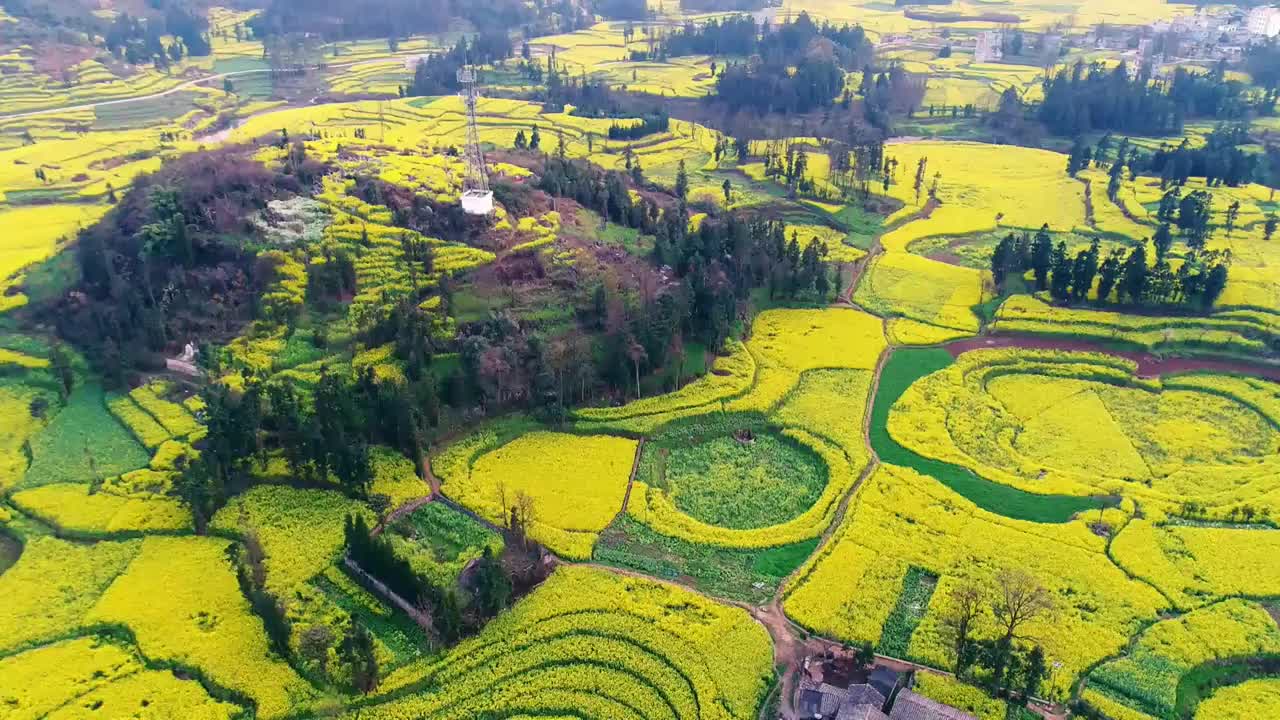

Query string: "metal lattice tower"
[[457, 65, 493, 215]]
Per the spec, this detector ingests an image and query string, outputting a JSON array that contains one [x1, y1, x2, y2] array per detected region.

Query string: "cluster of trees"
[[991, 225, 1230, 310], [938, 569, 1052, 703], [678, 13, 871, 115], [655, 13, 873, 70], [608, 113, 670, 140], [55, 149, 325, 387], [404, 33, 513, 97], [1039, 61, 1268, 137], [226, 530, 382, 694], [103, 6, 211, 66]]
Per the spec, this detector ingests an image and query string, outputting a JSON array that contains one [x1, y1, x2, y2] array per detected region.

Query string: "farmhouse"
[[887, 689, 978, 720]]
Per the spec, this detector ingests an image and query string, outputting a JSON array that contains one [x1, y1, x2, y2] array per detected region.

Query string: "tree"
[[1030, 225, 1053, 291], [1153, 223, 1174, 260], [298, 625, 335, 676], [340, 620, 379, 695], [626, 337, 648, 398], [722, 178, 732, 204], [528, 125, 541, 150], [1022, 645, 1047, 702], [1225, 200, 1240, 237], [48, 342, 75, 400], [940, 581, 984, 677], [1049, 242, 1072, 301], [1178, 189, 1212, 249], [1121, 245, 1148, 303], [1095, 248, 1124, 304], [674, 160, 688, 200], [223, 77, 235, 94], [471, 547, 512, 618], [992, 568, 1054, 645], [913, 157, 928, 204], [1266, 212, 1278, 242], [514, 129, 527, 149]]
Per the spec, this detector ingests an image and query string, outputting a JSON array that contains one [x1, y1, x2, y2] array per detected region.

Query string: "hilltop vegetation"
[[1, 1, 1280, 719]]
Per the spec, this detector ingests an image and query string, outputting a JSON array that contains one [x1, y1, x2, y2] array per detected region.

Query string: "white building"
[[1247, 6, 1280, 38], [975, 31, 1003, 63]]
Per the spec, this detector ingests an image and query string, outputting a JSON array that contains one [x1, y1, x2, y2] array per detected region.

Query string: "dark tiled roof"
[[888, 690, 979, 720], [845, 684, 887, 709], [837, 705, 890, 720]]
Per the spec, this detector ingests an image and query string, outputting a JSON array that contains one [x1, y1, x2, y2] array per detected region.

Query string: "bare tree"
[[510, 490, 536, 548], [992, 568, 1054, 644], [939, 580, 984, 675]]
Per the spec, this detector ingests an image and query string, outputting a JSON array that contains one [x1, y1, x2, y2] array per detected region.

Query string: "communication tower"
[[457, 65, 493, 215]]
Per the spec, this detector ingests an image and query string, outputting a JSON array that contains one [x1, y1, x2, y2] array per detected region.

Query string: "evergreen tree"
[[674, 159, 688, 200], [1095, 248, 1124, 304], [1121, 245, 1149, 303], [514, 129, 527, 149], [1266, 212, 1278, 242], [1030, 225, 1053, 291], [1049, 242, 1072, 301], [1153, 223, 1174, 260], [529, 125, 541, 150]]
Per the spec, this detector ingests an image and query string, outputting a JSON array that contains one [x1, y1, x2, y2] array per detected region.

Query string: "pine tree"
[[674, 159, 688, 200], [528, 125, 541, 150], [1030, 225, 1053, 291], [1266, 212, 1278, 242], [1153, 223, 1174, 260], [514, 129, 527, 149]]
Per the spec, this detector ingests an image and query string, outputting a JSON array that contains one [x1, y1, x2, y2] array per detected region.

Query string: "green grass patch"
[[385, 502, 503, 588], [831, 203, 886, 250], [17, 251, 80, 308], [312, 571, 429, 668], [871, 348, 1107, 523], [1175, 654, 1280, 719], [593, 515, 818, 604], [877, 566, 939, 658], [22, 384, 151, 489], [639, 424, 827, 530]]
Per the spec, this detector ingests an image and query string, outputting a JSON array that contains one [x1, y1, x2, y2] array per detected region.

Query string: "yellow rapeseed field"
[[887, 348, 1280, 515], [441, 431, 638, 560], [346, 565, 773, 720], [88, 536, 317, 718], [783, 464, 1166, 699]]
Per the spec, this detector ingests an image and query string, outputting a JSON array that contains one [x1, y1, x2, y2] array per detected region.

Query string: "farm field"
[[2, 2, 1280, 718]]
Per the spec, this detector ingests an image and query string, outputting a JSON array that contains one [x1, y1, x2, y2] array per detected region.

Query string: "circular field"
[[888, 348, 1280, 507], [642, 428, 828, 530]]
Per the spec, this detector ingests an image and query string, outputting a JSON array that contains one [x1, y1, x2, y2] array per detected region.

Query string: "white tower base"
[[461, 189, 494, 216]]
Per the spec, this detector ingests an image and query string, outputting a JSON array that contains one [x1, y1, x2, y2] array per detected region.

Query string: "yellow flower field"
[[0, 204, 110, 312], [347, 565, 773, 720], [1086, 599, 1280, 718], [0, 537, 140, 654], [886, 348, 1280, 514], [0, 636, 239, 720], [1195, 680, 1280, 720], [88, 536, 317, 718], [440, 431, 638, 559], [9, 483, 191, 534], [783, 464, 1166, 698], [854, 251, 986, 333], [212, 485, 370, 595], [1111, 521, 1280, 610]]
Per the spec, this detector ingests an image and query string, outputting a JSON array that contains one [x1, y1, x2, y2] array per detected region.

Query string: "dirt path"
[[946, 334, 1280, 380]]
